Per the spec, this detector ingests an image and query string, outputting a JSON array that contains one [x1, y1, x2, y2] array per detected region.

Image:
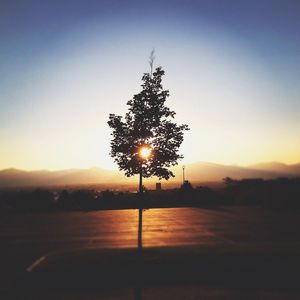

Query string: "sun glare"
[[139, 146, 152, 159]]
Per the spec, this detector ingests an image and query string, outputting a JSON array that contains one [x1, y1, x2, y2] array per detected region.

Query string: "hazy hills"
[[248, 162, 300, 176], [177, 161, 300, 182], [0, 167, 118, 188], [0, 161, 299, 188]]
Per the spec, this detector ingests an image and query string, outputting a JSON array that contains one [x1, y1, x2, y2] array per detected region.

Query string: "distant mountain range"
[[181, 161, 300, 182], [0, 161, 300, 188]]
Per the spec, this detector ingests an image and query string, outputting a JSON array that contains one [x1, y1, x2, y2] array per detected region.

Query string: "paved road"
[[1, 206, 300, 275]]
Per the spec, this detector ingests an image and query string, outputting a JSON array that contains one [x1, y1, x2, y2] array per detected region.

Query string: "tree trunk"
[[138, 168, 143, 251], [138, 208, 143, 251], [139, 167, 143, 194]]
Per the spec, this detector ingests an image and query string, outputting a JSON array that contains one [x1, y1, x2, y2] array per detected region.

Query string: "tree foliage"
[[108, 66, 189, 180]]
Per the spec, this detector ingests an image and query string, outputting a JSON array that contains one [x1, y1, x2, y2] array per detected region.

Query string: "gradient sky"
[[1, 0, 300, 171]]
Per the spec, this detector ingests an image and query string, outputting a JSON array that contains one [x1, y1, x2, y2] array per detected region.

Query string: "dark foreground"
[[1, 207, 300, 299]]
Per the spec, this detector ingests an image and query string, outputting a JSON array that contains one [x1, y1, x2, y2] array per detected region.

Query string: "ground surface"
[[1, 206, 300, 299]]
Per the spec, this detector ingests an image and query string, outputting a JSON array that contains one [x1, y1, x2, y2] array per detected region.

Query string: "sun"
[[139, 146, 152, 159]]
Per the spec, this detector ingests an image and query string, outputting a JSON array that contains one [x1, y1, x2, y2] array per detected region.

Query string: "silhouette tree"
[[108, 52, 189, 250]]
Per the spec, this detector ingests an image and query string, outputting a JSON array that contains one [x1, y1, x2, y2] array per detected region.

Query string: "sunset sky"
[[1, 0, 299, 171]]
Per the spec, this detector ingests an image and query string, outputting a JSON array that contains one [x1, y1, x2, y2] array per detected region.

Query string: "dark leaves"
[[108, 67, 189, 180]]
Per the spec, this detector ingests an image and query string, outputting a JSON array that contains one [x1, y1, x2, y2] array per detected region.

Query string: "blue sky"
[[1, 0, 300, 170]]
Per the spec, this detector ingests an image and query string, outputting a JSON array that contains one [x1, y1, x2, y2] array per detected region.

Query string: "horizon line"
[[1, 160, 300, 173]]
